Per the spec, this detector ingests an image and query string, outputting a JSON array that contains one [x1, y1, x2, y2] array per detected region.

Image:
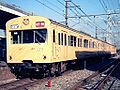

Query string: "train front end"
[[6, 16, 52, 77]]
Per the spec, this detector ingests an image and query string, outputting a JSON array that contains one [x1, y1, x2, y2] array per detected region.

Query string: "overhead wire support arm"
[[68, 12, 120, 18]]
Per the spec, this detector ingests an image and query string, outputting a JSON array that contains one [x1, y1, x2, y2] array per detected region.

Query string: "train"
[[6, 16, 116, 77], [0, 36, 6, 61]]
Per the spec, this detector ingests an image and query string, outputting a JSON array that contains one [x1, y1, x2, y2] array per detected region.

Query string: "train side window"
[[61, 33, 63, 45], [11, 31, 21, 44], [70, 35, 74, 46], [95, 42, 97, 48], [68, 36, 70, 46], [78, 38, 79, 47], [53, 30, 55, 43], [84, 39, 88, 48], [92, 42, 95, 48], [79, 38, 82, 47], [64, 34, 67, 46], [58, 33, 60, 45], [74, 36, 76, 47], [89, 41, 91, 48], [78, 38, 82, 47], [98, 43, 100, 49]]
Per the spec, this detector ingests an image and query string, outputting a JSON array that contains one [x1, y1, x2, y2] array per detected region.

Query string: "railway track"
[[0, 78, 35, 90], [0, 70, 73, 90], [90, 61, 120, 90], [69, 59, 119, 90]]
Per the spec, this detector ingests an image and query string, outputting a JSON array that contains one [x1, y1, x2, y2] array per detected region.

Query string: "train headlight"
[[43, 55, 46, 60], [9, 56, 12, 60]]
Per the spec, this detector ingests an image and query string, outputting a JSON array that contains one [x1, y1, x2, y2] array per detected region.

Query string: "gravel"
[[0, 67, 16, 85], [26, 69, 94, 90]]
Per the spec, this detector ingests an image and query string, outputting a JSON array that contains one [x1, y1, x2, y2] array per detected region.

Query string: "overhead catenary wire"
[[106, 0, 112, 10], [65, 2, 95, 35], [101, 0, 109, 11], [56, 0, 65, 6], [35, 0, 64, 16], [68, 4, 93, 28], [118, 0, 120, 10], [99, 0, 107, 13], [70, 1, 105, 31], [45, 0, 64, 12]]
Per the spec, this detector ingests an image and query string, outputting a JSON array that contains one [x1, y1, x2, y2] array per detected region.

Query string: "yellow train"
[[6, 16, 116, 77]]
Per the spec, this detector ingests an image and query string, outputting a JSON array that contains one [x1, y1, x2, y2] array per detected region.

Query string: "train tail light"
[[36, 21, 45, 27]]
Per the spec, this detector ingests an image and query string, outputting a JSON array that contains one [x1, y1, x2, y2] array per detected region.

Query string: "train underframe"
[[8, 61, 70, 78]]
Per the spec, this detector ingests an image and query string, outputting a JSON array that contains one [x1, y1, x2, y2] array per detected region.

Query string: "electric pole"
[[65, 0, 68, 26]]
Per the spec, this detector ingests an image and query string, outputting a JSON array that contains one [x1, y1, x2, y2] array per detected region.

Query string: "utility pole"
[[65, 0, 68, 26], [95, 27, 98, 38], [93, 16, 98, 38], [106, 15, 112, 44]]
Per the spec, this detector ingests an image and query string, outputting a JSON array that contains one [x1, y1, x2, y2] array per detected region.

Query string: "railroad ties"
[[70, 58, 120, 90]]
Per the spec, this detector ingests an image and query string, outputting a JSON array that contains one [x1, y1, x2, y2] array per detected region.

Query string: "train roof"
[[49, 19, 115, 47]]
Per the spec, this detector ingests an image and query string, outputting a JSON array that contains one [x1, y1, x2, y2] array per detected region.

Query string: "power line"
[[70, 1, 105, 31], [99, 0, 107, 12], [35, 0, 64, 16], [106, 0, 112, 10], [118, 0, 120, 10], [45, 0, 64, 12], [56, 0, 65, 6], [110, 0, 116, 11], [68, 4, 93, 28], [101, 0, 109, 11]]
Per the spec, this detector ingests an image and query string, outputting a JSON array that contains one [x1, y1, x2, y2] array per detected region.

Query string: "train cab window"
[[84, 39, 88, 48], [11, 29, 47, 44], [11, 31, 21, 44], [23, 30, 34, 43], [53, 30, 55, 42], [34, 30, 47, 43]]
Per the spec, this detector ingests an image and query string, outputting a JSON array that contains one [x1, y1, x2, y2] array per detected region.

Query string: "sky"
[[0, 0, 120, 42]]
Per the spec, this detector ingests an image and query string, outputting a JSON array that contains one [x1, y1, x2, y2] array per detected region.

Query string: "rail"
[[93, 61, 120, 90], [69, 59, 118, 90]]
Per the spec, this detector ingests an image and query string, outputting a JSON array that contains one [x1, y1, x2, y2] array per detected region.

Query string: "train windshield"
[[11, 29, 47, 44]]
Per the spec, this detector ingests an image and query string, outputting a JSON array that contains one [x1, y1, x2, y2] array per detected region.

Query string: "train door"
[[61, 32, 68, 59], [57, 31, 68, 60], [52, 30, 68, 60], [64, 33, 68, 59]]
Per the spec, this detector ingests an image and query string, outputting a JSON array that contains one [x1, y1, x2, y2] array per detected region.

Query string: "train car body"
[[0, 36, 6, 61], [6, 16, 116, 77]]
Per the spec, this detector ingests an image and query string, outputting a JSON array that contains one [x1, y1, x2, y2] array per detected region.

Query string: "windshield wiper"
[[35, 38, 41, 45], [35, 31, 46, 41]]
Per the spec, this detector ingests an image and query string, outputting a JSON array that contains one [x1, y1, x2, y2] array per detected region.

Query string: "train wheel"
[[55, 62, 62, 76], [50, 64, 56, 77], [61, 62, 67, 73]]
